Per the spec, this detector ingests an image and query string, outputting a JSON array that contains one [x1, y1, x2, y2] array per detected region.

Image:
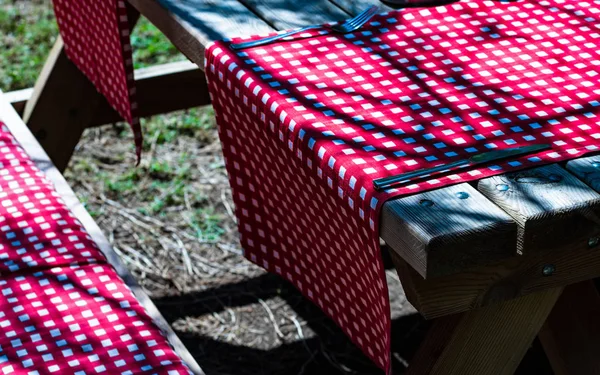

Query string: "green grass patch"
[[0, 1, 183, 91], [0, 0, 57, 90], [143, 108, 216, 149], [190, 208, 226, 242], [131, 17, 183, 69], [104, 168, 144, 193]]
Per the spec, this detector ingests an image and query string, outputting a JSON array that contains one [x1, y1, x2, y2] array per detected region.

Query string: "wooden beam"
[[330, 0, 392, 15], [394, 163, 600, 319], [407, 287, 562, 375], [477, 164, 600, 255], [538, 281, 600, 375], [0, 90, 204, 374], [91, 60, 210, 125], [381, 183, 517, 278], [22, 37, 101, 172], [8, 61, 210, 124], [128, 0, 274, 67], [566, 155, 600, 192], [390, 232, 600, 319], [529, 156, 600, 374], [237, 0, 351, 30], [4, 88, 32, 115]]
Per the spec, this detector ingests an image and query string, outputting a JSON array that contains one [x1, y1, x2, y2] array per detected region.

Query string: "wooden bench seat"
[[0, 90, 203, 374]]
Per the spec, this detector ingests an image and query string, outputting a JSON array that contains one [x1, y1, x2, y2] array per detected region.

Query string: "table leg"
[[407, 287, 563, 375], [22, 37, 102, 171], [538, 280, 600, 375]]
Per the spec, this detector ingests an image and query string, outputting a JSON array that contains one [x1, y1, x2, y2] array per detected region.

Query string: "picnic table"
[[17, 0, 600, 374]]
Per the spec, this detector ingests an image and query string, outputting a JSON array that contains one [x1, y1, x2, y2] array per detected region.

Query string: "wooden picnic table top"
[[128, 0, 391, 68], [124, 1, 600, 373], [130, 0, 600, 301]]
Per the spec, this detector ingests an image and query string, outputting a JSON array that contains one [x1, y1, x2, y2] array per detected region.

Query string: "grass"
[[0, 0, 183, 90], [0, 0, 56, 90], [130, 16, 182, 69]]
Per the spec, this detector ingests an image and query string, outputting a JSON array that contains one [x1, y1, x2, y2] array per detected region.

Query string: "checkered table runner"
[[0, 121, 192, 373], [205, 0, 600, 371], [51, 0, 143, 161]]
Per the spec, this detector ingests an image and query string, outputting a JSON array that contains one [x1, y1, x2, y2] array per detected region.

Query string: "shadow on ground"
[[153, 267, 554, 375]]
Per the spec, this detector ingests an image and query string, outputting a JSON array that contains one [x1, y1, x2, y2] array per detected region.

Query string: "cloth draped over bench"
[[0, 118, 193, 373]]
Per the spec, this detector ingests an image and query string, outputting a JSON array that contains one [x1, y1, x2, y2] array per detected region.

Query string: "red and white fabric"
[[51, 0, 142, 161], [0, 120, 192, 374], [205, 0, 600, 372]]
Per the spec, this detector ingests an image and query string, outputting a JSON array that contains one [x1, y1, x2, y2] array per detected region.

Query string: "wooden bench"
[[0, 90, 204, 374], [17, 0, 600, 373]]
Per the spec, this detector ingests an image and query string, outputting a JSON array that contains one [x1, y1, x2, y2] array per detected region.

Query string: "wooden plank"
[[538, 281, 600, 375], [8, 61, 210, 124], [238, 0, 350, 30], [477, 164, 600, 255], [0, 89, 205, 374], [91, 60, 210, 126], [22, 37, 101, 172], [390, 231, 600, 318], [396, 161, 600, 318], [4, 88, 32, 115], [407, 287, 562, 375], [566, 155, 600, 192], [381, 183, 517, 278], [531, 156, 600, 374], [330, 0, 392, 16], [128, 0, 274, 67]]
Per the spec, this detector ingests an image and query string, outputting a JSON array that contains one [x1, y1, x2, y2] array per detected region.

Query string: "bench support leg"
[[22, 37, 102, 171], [407, 287, 562, 375], [538, 280, 600, 375]]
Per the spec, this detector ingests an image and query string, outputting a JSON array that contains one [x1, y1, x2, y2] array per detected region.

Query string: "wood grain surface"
[[407, 287, 562, 375], [478, 164, 600, 255], [566, 155, 600, 193], [381, 183, 517, 278], [330, 0, 392, 15], [391, 233, 600, 319], [238, 0, 350, 29], [129, 0, 274, 67]]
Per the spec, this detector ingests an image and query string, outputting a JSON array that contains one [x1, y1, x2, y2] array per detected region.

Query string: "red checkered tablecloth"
[[205, 0, 600, 371], [51, 0, 143, 161], [0, 120, 193, 373]]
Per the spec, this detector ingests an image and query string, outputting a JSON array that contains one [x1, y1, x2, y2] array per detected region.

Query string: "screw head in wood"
[[591, 161, 600, 168], [419, 199, 434, 207], [496, 184, 510, 191], [542, 264, 555, 276], [455, 191, 469, 199], [589, 237, 600, 248]]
